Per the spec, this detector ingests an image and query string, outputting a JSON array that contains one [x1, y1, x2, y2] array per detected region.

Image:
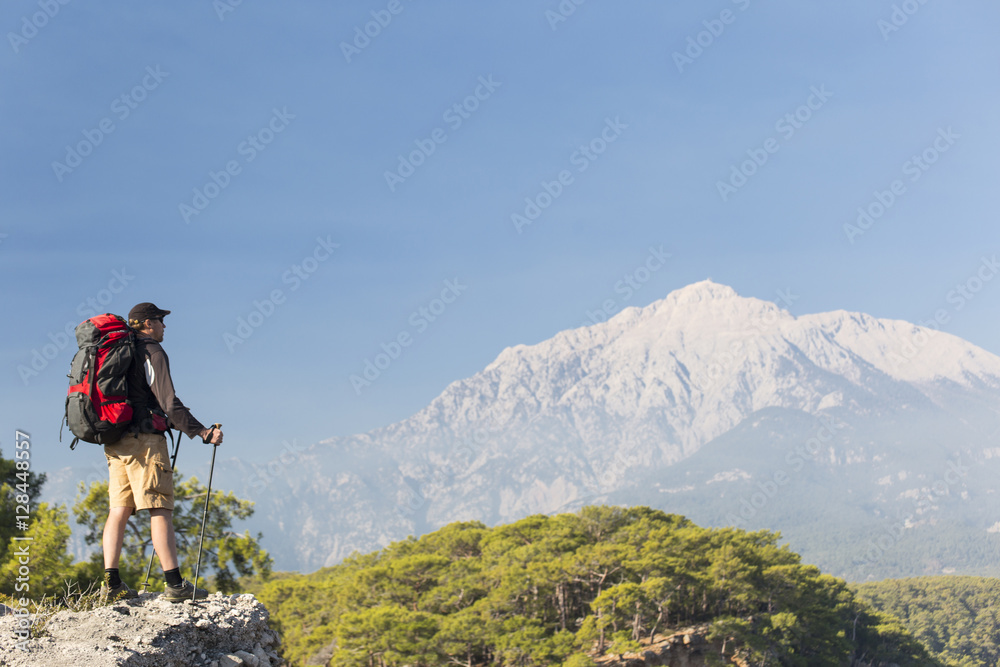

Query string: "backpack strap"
[[167, 428, 181, 470], [59, 414, 82, 450]]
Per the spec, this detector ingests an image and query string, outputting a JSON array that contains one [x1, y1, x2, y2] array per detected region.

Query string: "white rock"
[[0, 594, 279, 667]]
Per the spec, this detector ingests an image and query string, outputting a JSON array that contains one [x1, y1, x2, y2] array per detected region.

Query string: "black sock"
[[164, 568, 183, 587], [104, 568, 121, 588]]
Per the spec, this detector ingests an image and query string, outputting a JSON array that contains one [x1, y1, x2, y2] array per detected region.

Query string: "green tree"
[[437, 606, 489, 667], [258, 505, 943, 667], [334, 605, 439, 667], [855, 576, 1000, 666], [561, 655, 597, 667], [73, 472, 272, 593], [492, 617, 573, 667], [0, 445, 47, 566], [0, 445, 79, 599], [0, 503, 75, 598], [590, 582, 647, 645]]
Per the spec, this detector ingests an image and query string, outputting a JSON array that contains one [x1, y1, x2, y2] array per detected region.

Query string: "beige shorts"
[[105, 432, 174, 512]]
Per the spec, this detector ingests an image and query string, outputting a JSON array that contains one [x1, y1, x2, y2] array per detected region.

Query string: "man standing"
[[100, 302, 224, 602]]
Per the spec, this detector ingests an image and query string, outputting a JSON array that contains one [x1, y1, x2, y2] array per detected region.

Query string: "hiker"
[[100, 302, 224, 602]]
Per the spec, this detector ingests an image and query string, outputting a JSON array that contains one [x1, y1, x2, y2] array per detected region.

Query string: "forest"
[[854, 576, 1000, 667], [254, 506, 940, 666]]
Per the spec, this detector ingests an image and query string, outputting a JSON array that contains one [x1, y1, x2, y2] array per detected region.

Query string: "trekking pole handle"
[[205, 423, 222, 446]]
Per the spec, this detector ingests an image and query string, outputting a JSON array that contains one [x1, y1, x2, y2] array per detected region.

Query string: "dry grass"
[[1, 579, 116, 638]]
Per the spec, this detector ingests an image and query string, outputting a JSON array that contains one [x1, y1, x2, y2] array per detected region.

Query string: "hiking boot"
[[101, 580, 138, 602], [163, 580, 208, 603]]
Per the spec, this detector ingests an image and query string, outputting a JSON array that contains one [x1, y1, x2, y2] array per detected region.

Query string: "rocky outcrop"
[[596, 625, 743, 667], [0, 592, 282, 667]]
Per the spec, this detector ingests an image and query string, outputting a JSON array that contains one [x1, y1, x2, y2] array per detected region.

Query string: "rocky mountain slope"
[[0, 592, 280, 667]]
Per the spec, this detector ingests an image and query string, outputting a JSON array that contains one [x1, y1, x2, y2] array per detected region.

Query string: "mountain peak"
[[466, 280, 1000, 449], [664, 279, 740, 304], [627, 279, 779, 334]]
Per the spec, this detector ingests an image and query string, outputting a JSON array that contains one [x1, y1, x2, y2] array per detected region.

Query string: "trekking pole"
[[192, 423, 222, 602], [139, 429, 181, 593]]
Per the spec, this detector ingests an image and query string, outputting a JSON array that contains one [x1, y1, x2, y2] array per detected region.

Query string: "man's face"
[[145, 318, 165, 342]]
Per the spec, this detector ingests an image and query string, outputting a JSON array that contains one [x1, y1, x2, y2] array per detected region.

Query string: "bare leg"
[[149, 508, 179, 572], [102, 506, 133, 569]]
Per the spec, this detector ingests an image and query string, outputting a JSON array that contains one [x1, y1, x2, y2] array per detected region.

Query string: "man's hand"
[[200, 425, 224, 445]]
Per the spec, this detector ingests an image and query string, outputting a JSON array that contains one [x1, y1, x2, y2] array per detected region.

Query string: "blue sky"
[[2, 1, 999, 478]]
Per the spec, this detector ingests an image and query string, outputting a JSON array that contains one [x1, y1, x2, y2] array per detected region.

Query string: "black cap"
[[128, 302, 171, 325]]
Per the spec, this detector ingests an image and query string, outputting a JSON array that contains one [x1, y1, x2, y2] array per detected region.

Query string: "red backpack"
[[63, 314, 136, 448]]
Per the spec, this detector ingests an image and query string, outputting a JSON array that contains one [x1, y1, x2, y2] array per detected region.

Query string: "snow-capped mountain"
[[412, 279, 1000, 468], [217, 280, 1000, 576]]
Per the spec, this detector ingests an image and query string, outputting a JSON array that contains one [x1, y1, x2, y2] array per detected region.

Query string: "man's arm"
[[143, 345, 209, 440]]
